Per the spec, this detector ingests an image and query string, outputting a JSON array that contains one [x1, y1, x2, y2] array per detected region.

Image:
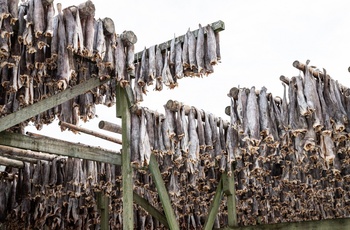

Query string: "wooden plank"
[[0, 76, 110, 133], [218, 217, 350, 230], [98, 120, 122, 134], [0, 132, 121, 165], [59, 121, 122, 145], [134, 20, 225, 62], [0, 155, 24, 168], [117, 85, 134, 230], [97, 192, 109, 230], [148, 154, 179, 230], [0, 144, 57, 161], [133, 191, 169, 228], [222, 172, 238, 228], [204, 177, 223, 230]]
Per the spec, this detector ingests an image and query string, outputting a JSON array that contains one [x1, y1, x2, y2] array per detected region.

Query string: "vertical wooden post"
[[204, 177, 223, 230], [97, 192, 110, 230], [222, 172, 238, 228], [116, 85, 134, 230], [149, 154, 179, 230]]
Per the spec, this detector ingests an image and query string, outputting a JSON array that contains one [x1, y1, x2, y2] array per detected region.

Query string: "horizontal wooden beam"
[[59, 121, 122, 145], [0, 145, 57, 161], [218, 217, 350, 230], [134, 20, 225, 62], [0, 155, 24, 168], [0, 132, 121, 165], [0, 77, 110, 133], [133, 191, 169, 228], [98, 120, 122, 134]]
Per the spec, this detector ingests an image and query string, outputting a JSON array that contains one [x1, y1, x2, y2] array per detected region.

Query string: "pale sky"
[[25, 0, 350, 151]]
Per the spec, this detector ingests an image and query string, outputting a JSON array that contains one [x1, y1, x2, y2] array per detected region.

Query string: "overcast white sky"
[[26, 0, 350, 151]]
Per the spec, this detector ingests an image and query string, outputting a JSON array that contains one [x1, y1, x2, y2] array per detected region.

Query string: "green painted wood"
[[222, 172, 238, 228], [133, 191, 169, 228], [117, 85, 134, 230], [97, 192, 109, 230], [204, 177, 223, 230], [149, 154, 179, 230], [218, 217, 350, 230], [0, 77, 110, 133], [0, 132, 121, 165]]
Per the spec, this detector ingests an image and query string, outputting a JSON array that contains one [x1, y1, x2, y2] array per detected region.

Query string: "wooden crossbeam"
[[0, 76, 110, 133], [0, 132, 121, 165], [222, 172, 238, 228], [204, 177, 223, 230], [134, 20, 225, 62], [148, 154, 180, 230]]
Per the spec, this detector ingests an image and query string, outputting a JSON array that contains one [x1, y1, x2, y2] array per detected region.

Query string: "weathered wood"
[[293, 60, 328, 80], [134, 20, 225, 62], [0, 76, 110, 133], [166, 99, 229, 128], [0, 153, 38, 164], [133, 191, 169, 228], [227, 87, 239, 100], [0, 132, 121, 165], [98, 120, 122, 134], [97, 192, 109, 230], [120, 30, 137, 45], [77, 0, 95, 18], [149, 154, 179, 230], [116, 84, 134, 230], [59, 121, 122, 145], [222, 173, 237, 228], [279, 75, 290, 85], [102, 17, 115, 35], [0, 145, 57, 161], [0, 155, 24, 168], [218, 217, 350, 230], [204, 177, 223, 230]]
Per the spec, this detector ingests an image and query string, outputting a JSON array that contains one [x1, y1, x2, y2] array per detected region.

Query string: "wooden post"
[[222, 172, 238, 228], [204, 177, 223, 230], [97, 192, 109, 230], [116, 85, 134, 230], [148, 154, 179, 230]]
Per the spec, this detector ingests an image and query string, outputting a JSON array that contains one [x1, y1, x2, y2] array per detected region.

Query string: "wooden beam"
[[204, 177, 223, 230], [222, 172, 238, 228], [148, 154, 179, 230], [0, 155, 24, 168], [116, 85, 134, 230], [97, 192, 109, 230], [98, 120, 122, 134], [0, 132, 121, 165], [0, 144, 57, 161], [0, 76, 110, 133], [59, 121, 122, 145], [133, 191, 169, 228], [134, 20, 225, 62]]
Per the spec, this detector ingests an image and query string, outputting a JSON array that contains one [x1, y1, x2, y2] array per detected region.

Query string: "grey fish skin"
[[230, 97, 239, 130], [169, 35, 176, 66], [148, 45, 156, 81], [72, 7, 84, 53], [126, 43, 135, 75], [33, 0, 45, 37], [175, 41, 183, 79], [182, 30, 189, 69], [130, 112, 140, 167], [204, 111, 213, 150], [138, 47, 148, 86], [180, 105, 189, 153], [162, 52, 176, 89], [63, 7, 76, 52], [258, 86, 270, 136], [145, 109, 155, 150], [281, 83, 289, 129], [215, 31, 221, 62], [246, 86, 260, 144], [316, 74, 332, 130], [140, 108, 151, 166], [237, 88, 248, 135], [155, 45, 163, 91], [187, 107, 199, 173], [93, 19, 105, 61], [294, 75, 309, 116], [195, 107, 205, 151], [303, 65, 323, 130], [206, 24, 217, 65], [187, 28, 197, 70], [288, 78, 299, 130], [196, 24, 205, 75], [56, 9, 70, 89], [114, 37, 126, 83]]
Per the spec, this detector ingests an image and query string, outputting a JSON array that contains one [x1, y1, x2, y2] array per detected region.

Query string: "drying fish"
[[258, 86, 270, 137], [206, 24, 217, 65], [294, 75, 310, 116], [162, 51, 176, 89], [246, 86, 260, 145], [140, 108, 151, 166], [196, 24, 205, 75], [175, 41, 184, 79], [93, 19, 105, 61], [187, 28, 197, 70], [187, 107, 199, 173], [155, 45, 163, 91], [169, 34, 176, 66], [115, 37, 126, 85], [33, 0, 45, 38], [182, 30, 189, 69], [180, 105, 189, 153], [44, 2, 55, 37]]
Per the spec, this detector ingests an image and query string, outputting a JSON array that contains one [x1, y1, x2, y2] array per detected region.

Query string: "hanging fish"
[[187, 28, 197, 71], [175, 41, 183, 79], [206, 24, 217, 65], [187, 107, 199, 174], [169, 34, 176, 67], [246, 86, 260, 145], [148, 45, 156, 82], [162, 51, 176, 89], [182, 30, 189, 69], [196, 24, 205, 75], [140, 108, 152, 166]]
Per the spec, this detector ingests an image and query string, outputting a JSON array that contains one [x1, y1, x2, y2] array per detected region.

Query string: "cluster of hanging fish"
[[0, 0, 134, 131], [133, 24, 221, 102], [130, 103, 234, 228], [0, 158, 128, 229], [228, 63, 350, 225]]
